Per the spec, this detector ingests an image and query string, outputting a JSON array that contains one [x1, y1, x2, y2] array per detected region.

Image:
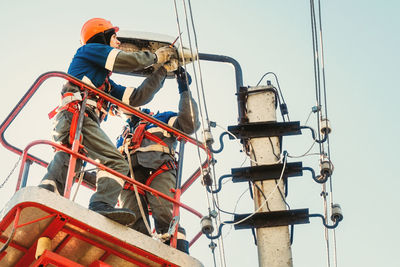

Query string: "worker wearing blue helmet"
[[116, 67, 199, 253]]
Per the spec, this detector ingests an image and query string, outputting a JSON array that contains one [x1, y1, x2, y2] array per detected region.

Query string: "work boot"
[[38, 183, 56, 192], [165, 239, 189, 254], [89, 201, 136, 226], [177, 239, 189, 254], [38, 180, 61, 195]]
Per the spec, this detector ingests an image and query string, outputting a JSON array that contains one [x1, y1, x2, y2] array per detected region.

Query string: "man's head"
[[80, 18, 120, 47]]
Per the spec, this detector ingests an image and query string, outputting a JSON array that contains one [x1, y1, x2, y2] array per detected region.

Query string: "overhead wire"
[[172, 0, 211, 211], [181, 1, 228, 265], [309, 0, 338, 266], [256, 72, 290, 122], [310, 1, 332, 266], [316, 0, 338, 264], [221, 152, 287, 227], [173, 1, 227, 266]]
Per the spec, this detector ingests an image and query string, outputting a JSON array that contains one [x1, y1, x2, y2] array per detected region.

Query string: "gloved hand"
[[155, 46, 177, 64], [163, 58, 179, 72], [175, 66, 192, 94]]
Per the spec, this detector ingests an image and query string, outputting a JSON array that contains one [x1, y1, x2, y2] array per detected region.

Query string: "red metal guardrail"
[[0, 71, 212, 247]]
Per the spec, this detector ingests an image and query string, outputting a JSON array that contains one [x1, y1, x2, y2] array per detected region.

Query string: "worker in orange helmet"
[[39, 18, 179, 226]]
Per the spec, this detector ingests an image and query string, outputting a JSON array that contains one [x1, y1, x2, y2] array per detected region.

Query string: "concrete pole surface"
[[246, 86, 293, 267]]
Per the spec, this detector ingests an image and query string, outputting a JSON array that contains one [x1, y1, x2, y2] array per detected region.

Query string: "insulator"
[[204, 129, 214, 145], [320, 155, 333, 177], [320, 117, 332, 135], [331, 203, 343, 222], [201, 216, 214, 235]]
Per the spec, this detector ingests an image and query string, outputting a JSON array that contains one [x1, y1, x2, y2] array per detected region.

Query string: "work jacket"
[[117, 90, 200, 169], [61, 43, 166, 123]]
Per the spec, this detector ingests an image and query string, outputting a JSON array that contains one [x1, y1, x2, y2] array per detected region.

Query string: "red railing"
[[0, 71, 212, 247]]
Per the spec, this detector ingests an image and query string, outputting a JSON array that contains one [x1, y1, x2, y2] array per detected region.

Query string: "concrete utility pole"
[[246, 86, 293, 267]]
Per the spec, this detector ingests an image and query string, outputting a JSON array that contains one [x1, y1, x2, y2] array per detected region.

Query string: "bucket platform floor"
[[0, 186, 203, 267]]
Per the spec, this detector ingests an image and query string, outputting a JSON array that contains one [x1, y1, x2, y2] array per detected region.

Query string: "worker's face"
[[110, 34, 121, 48]]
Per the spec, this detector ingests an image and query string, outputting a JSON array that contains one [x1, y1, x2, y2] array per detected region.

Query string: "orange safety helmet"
[[80, 18, 119, 45]]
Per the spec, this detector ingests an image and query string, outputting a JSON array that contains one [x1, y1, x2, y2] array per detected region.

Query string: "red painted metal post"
[[64, 90, 88, 198], [170, 188, 182, 248]]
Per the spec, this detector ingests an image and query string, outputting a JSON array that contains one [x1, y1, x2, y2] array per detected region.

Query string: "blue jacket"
[[68, 43, 126, 100]]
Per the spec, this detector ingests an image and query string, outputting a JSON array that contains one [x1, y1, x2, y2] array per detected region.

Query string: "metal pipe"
[[176, 141, 186, 189], [21, 159, 32, 188], [198, 53, 244, 121]]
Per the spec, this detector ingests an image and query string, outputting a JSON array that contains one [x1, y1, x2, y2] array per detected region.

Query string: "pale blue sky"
[[0, 1, 399, 266]]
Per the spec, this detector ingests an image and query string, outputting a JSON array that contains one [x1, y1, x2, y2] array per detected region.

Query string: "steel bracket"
[[227, 121, 301, 139], [231, 162, 303, 183], [233, 209, 310, 229]]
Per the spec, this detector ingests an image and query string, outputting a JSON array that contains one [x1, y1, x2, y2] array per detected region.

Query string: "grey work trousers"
[[41, 109, 129, 206], [119, 154, 176, 235]]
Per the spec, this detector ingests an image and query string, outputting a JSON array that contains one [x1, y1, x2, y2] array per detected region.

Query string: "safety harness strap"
[[123, 160, 177, 195], [131, 144, 173, 154]]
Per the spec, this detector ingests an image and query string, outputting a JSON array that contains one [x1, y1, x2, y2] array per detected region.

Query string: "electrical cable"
[[309, 0, 324, 156], [173, 0, 212, 214], [125, 142, 153, 236], [187, 0, 212, 127], [275, 179, 290, 210], [214, 122, 281, 165], [0, 155, 21, 189], [304, 109, 313, 126], [314, 0, 339, 265], [221, 152, 287, 227], [316, 0, 337, 260], [205, 155, 287, 240], [256, 72, 290, 122], [174, 2, 227, 265], [222, 187, 250, 239]]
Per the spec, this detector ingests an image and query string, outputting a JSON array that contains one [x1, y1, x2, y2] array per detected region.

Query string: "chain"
[[0, 156, 22, 189]]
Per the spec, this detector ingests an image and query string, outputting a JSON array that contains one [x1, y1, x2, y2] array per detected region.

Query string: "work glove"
[[163, 58, 179, 72], [175, 66, 192, 94], [155, 46, 177, 64]]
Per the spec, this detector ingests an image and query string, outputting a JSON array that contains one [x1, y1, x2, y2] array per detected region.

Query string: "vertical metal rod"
[[176, 140, 186, 189], [170, 140, 186, 248], [64, 90, 88, 198], [21, 159, 32, 188]]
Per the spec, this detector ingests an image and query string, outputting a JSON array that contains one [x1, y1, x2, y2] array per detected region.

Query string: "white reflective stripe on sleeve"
[[97, 170, 125, 187], [82, 76, 96, 87], [122, 87, 135, 104], [167, 116, 177, 126], [105, 48, 120, 71]]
